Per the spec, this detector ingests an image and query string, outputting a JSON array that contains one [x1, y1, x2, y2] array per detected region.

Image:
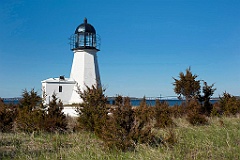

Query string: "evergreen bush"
[[132, 97, 155, 144], [76, 85, 109, 136], [0, 98, 17, 132], [101, 96, 161, 151], [44, 93, 67, 132], [169, 104, 185, 118], [173, 67, 200, 103], [154, 100, 174, 128], [219, 92, 240, 116], [186, 100, 208, 125], [198, 82, 216, 116], [101, 96, 136, 151], [15, 89, 68, 133], [16, 89, 45, 132], [210, 102, 222, 117]]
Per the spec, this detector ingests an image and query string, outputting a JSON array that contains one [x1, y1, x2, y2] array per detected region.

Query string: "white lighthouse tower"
[[69, 18, 101, 104], [41, 18, 101, 108]]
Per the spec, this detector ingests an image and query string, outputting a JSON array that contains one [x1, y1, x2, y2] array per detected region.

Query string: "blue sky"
[[0, 0, 240, 98]]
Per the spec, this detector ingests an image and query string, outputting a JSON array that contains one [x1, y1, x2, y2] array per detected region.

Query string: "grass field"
[[0, 116, 239, 160]]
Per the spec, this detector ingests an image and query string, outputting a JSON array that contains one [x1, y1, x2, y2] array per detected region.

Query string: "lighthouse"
[[41, 18, 101, 108], [69, 18, 101, 104]]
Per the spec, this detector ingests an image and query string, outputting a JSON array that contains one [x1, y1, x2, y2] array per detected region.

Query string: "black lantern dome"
[[75, 18, 96, 34], [70, 18, 100, 50]]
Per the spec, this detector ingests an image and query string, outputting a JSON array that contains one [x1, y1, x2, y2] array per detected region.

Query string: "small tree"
[[101, 96, 136, 151], [16, 89, 46, 132], [186, 100, 208, 125], [219, 92, 240, 116], [154, 100, 174, 128], [132, 97, 155, 144], [102, 96, 160, 151], [0, 98, 17, 132], [76, 85, 108, 136], [44, 93, 67, 132], [135, 97, 153, 128], [198, 82, 216, 115], [173, 67, 200, 103]]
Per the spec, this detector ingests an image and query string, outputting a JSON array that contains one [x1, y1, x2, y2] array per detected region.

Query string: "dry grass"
[[0, 116, 240, 159]]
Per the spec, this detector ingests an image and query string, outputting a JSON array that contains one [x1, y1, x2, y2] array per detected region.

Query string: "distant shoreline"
[[2, 97, 219, 107]]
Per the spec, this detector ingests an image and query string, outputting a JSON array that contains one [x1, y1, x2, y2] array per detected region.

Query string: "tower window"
[[59, 86, 62, 92]]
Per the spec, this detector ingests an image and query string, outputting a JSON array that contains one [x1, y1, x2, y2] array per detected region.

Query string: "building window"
[[59, 86, 62, 92]]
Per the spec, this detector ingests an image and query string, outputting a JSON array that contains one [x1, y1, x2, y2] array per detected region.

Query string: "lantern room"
[[70, 18, 101, 50]]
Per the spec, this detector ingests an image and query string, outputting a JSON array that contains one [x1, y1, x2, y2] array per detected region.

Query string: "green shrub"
[[186, 100, 208, 126], [76, 85, 109, 136], [44, 93, 67, 132], [210, 102, 222, 117], [198, 82, 216, 116], [16, 89, 45, 132], [135, 97, 154, 126], [219, 92, 240, 116], [0, 98, 17, 132], [101, 96, 160, 151], [101, 96, 135, 151], [169, 104, 185, 118], [187, 112, 208, 126], [173, 67, 201, 103], [154, 100, 174, 128], [133, 97, 155, 144], [15, 89, 69, 133]]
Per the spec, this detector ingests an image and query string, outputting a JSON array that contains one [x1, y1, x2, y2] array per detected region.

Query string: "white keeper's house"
[[41, 18, 101, 115]]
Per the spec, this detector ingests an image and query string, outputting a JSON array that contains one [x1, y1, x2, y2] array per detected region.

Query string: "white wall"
[[42, 80, 75, 105], [42, 79, 79, 117], [69, 49, 101, 104], [62, 106, 79, 117]]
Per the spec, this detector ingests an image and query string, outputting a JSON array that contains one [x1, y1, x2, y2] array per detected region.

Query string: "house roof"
[[41, 77, 76, 84]]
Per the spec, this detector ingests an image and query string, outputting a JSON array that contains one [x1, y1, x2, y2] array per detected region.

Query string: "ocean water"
[[107, 99, 218, 106], [129, 99, 184, 106], [2, 99, 20, 105], [3, 98, 218, 107]]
